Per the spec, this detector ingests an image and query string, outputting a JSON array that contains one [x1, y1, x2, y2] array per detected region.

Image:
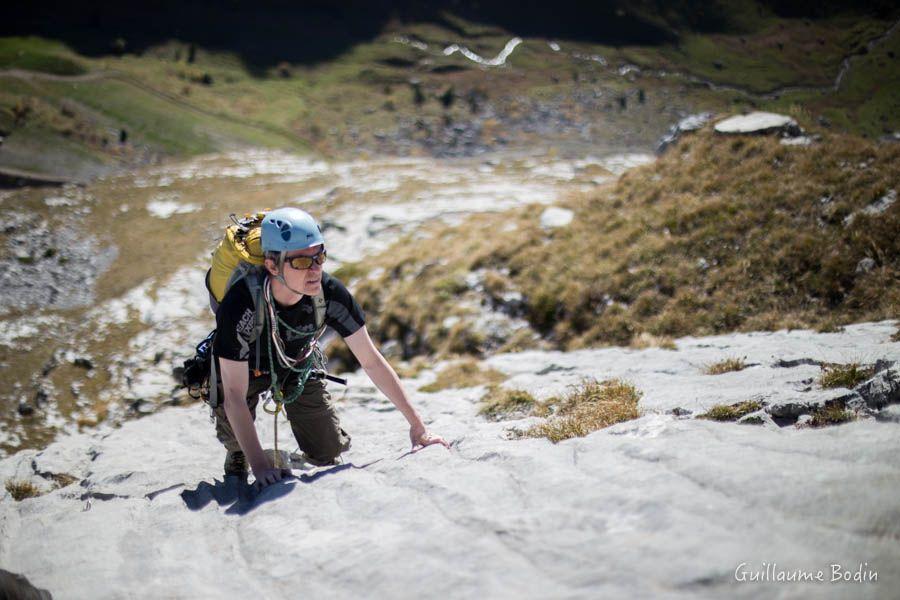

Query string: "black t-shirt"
[[213, 271, 365, 370]]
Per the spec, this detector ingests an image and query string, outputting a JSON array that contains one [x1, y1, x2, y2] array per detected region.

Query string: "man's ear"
[[263, 257, 279, 277]]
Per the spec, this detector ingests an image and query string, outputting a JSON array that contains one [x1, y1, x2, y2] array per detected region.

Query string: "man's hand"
[[409, 423, 450, 452], [252, 463, 293, 492]]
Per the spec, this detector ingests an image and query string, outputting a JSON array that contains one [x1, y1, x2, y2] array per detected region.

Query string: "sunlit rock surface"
[[2, 321, 898, 599], [714, 112, 799, 135]]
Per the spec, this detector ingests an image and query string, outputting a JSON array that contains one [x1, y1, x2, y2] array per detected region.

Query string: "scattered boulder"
[[854, 367, 900, 410], [771, 357, 822, 368], [494, 290, 525, 318], [766, 390, 859, 420], [874, 359, 896, 373], [795, 414, 814, 428], [855, 257, 876, 274], [714, 112, 801, 137], [862, 189, 896, 216], [656, 113, 712, 153], [844, 189, 897, 226], [737, 410, 775, 426], [33, 383, 52, 406], [540, 207, 574, 229], [667, 407, 692, 417], [72, 355, 95, 370], [780, 136, 815, 146]]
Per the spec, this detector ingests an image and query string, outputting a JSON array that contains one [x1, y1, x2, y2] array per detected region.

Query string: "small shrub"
[[807, 404, 856, 428], [420, 359, 505, 392], [702, 357, 747, 375], [697, 400, 762, 421], [445, 323, 485, 355], [516, 379, 642, 443], [5, 479, 42, 501], [478, 387, 537, 420], [818, 363, 875, 389]]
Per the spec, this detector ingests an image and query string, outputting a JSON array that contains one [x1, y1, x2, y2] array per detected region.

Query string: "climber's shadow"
[[181, 461, 380, 515]]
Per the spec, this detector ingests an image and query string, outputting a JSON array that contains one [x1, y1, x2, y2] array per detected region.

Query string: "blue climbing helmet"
[[261, 207, 325, 252]]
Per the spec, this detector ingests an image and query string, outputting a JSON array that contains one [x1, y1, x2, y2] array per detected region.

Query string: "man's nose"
[[309, 260, 323, 273]]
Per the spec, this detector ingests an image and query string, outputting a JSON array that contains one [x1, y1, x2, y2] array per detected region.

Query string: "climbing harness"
[[259, 275, 329, 468]]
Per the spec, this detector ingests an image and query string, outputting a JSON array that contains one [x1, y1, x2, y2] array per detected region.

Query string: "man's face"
[[279, 244, 324, 295]]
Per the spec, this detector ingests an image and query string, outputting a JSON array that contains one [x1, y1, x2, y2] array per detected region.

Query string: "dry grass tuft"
[[698, 400, 762, 421], [702, 357, 747, 375], [419, 358, 506, 392], [516, 379, 642, 443], [5, 478, 42, 501], [349, 130, 900, 362], [807, 404, 856, 428], [47, 473, 79, 488], [818, 363, 875, 389], [630, 332, 677, 350], [478, 387, 538, 420]]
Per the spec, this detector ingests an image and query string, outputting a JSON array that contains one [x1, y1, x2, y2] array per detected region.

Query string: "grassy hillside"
[[338, 127, 899, 361], [1, 3, 898, 180]]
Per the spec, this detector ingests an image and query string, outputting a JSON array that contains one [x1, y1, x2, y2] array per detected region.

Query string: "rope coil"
[[260, 276, 328, 469]]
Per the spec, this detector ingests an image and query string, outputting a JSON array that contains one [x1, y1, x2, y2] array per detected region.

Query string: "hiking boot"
[[224, 450, 249, 477]]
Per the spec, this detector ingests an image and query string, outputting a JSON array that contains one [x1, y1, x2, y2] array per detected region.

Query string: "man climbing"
[[212, 207, 449, 490]]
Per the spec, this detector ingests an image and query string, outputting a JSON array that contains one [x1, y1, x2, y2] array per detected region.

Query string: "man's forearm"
[[223, 393, 269, 473], [363, 355, 423, 427]]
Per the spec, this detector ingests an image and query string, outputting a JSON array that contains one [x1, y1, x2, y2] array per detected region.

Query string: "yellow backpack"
[[207, 212, 266, 304]]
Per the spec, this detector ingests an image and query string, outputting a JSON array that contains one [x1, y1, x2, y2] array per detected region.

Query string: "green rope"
[[264, 308, 324, 406]]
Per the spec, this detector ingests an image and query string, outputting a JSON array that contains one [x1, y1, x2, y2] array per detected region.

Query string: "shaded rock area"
[[0, 208, 116, 315], [853, 366, 900, 410], [0, 568, 52, 600], [370, 89, 687, 158]]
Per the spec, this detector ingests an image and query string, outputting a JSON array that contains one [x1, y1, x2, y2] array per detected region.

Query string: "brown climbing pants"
[[213, 375, 351, 466]]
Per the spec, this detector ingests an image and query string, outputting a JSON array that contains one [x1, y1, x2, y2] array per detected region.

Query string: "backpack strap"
[[208, 266, 266, 406], [208, 334, 219, 408], [312, 291, 326, 331], [242, 267, 267, 375]]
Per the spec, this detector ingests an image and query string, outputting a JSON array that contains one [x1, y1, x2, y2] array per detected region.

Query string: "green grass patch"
[[818, 363, 876, 389], [4, 478, 42, 501], [515, 379, 642, 443], [0, 37, 87, 75], [702, 357, 748, 375], [419, 358, 506, 392], [698, 400, 762, 421]]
